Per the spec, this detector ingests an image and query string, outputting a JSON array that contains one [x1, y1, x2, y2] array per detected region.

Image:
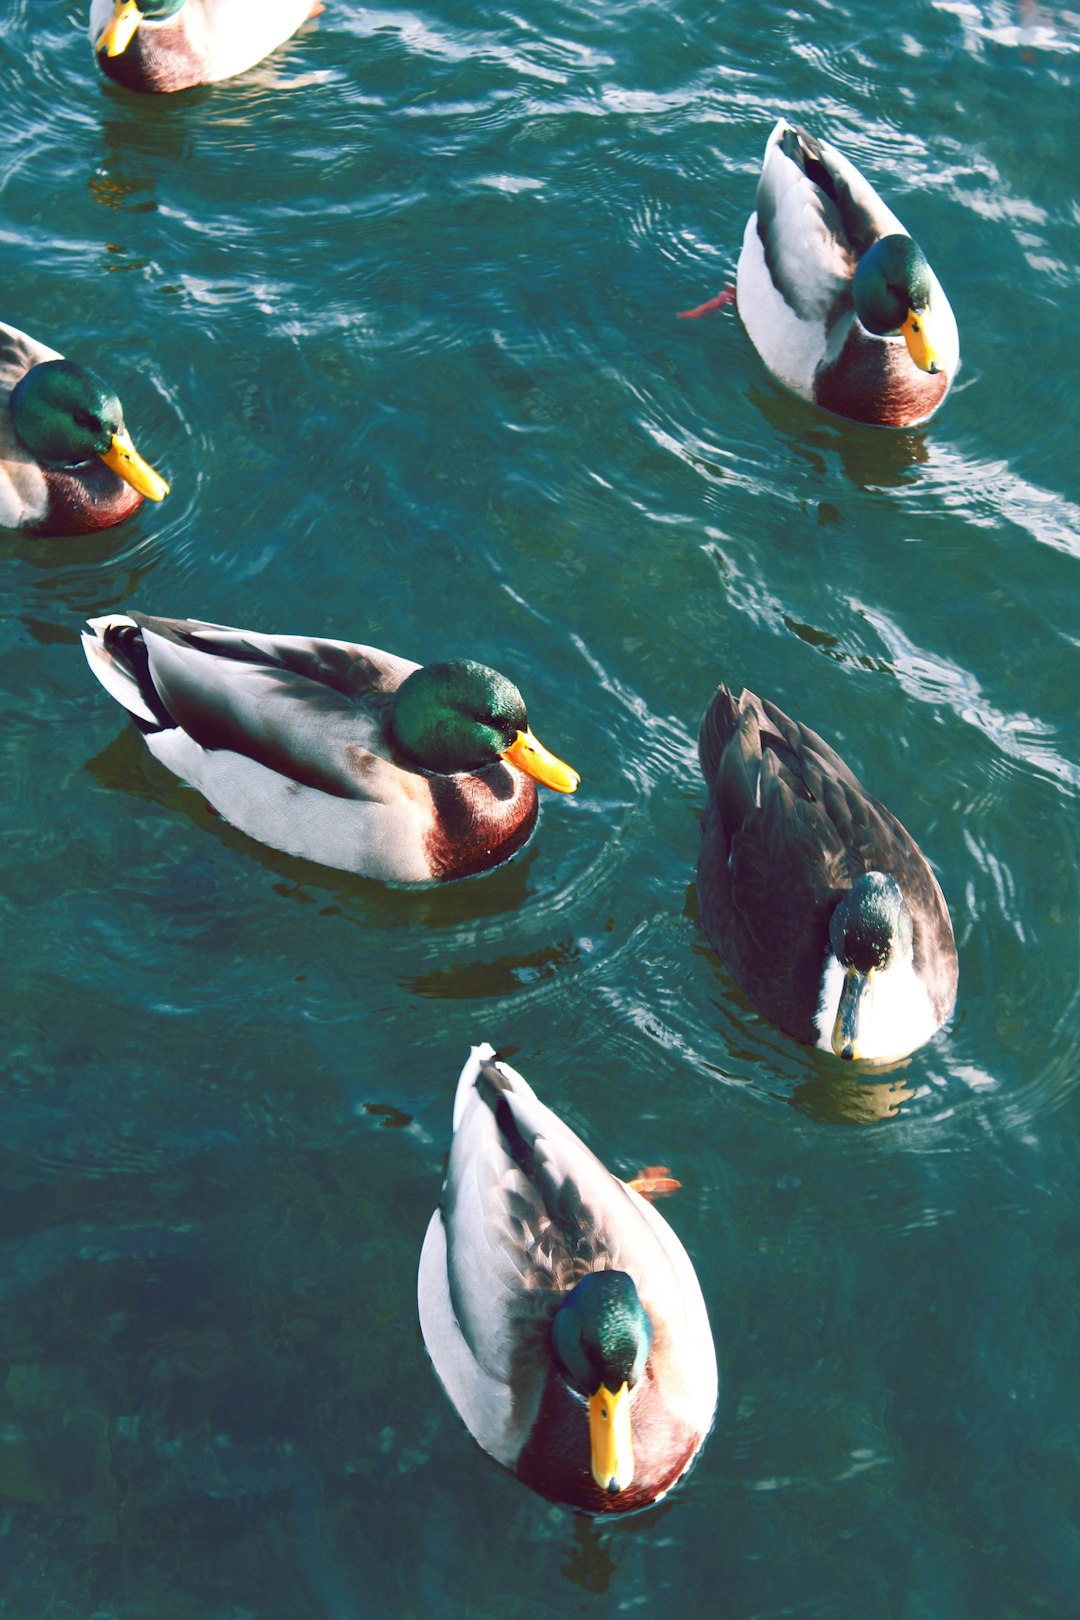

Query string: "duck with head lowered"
[[82, 613, 580, 883], [418, 1045, 718, 1513], [735, 118, 959, 427], [696, 684, 957, 1064], [0, 322, 168, 535], [90, 0, 319, 93]]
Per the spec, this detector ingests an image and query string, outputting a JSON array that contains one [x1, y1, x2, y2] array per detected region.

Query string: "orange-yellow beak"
[[500, 727, 579, 793], [588, 1382, 634, 1494], [96, 0, 143, 57], [901, 306, 945, 376], [99, 427, 170, 502]]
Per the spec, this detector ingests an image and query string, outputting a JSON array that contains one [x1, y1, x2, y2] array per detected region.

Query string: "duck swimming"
[[697, 684, 957, 1063], [90, 0, 318, 93], [735, 119, 959, 427], [418, 1045, 718, 1513], [0, 322, 168, 535], [82, 613, 579, 883]]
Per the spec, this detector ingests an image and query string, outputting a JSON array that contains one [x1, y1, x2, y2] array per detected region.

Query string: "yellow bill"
[[588, 1381, 634, 1494], [99, 427, 170, 502], [500, 727, 579, 793], [96, 0, 143, 57], [901, 306, 945, 377]]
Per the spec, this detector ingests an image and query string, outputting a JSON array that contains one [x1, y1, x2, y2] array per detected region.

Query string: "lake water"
[[1, 1, 1079, 1615]]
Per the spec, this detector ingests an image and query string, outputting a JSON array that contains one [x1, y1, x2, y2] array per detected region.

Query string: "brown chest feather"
[[34, 465, 144, 536], [424, 766, 538, 881], [515, 1365, 698, 1514], [97, 20, 206, 92], [815, 324, 949, 427]]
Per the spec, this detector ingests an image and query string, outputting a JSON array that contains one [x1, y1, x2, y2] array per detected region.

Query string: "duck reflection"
[[748, 382, 931, 491], [89, 108, 199, 217], [788, 1068, 916, 1125]]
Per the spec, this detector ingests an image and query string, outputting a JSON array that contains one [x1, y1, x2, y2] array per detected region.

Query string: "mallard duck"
[[0, 322, 168, 534], [736, 119, 959, 427], [81, 613, 579, 883], [418, 1045, 718, 1514], [697, 685, 958, 1063], [90, 0, 318, 93]]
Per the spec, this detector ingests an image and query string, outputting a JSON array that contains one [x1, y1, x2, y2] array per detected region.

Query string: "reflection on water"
[[747, 382, 935, 490], [788, 1070, 918, 1126], [560, 1516, 620, 1593]]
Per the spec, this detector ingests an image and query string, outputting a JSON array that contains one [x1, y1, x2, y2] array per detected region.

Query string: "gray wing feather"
[[133, 615, 420, 803], [755, 121, 907, 324], [441, 1048, 696, 1390], [756, 127, 855, 323]]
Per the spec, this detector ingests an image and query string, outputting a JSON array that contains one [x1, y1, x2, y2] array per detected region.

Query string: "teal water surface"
[[1, 1, 1079, 1615]]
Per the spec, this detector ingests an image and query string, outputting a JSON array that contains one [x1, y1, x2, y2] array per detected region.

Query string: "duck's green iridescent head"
[[550, 1269, 653, 1494], [853, 233, 947, 375], [389, 658, 579, 790], [10, 359, 169, 501], [95, 0, 186, 57]]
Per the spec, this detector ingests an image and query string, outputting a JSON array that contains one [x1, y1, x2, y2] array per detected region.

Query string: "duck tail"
[[697, 683, 742, 787], [451, 1041, 540, 1131], [82, 613, 173, 731]]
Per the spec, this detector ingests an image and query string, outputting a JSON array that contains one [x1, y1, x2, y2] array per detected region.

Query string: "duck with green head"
[[90, 0, 319, 92], [0, 322, 168, 535], [82, 613, 579, 882], [733, 119, 959, 427], [419, 1046, 718, 1512]]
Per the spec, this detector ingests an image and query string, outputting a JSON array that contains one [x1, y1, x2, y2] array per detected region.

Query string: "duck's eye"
[[74, 409, 98, 430]]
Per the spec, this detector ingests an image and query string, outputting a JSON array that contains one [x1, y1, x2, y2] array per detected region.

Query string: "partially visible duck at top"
[[90, 0, 321, 93], [719, 119, 958, 428], [0, 321, 168, 536]]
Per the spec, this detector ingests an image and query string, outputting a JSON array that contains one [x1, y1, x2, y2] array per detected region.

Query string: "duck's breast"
[[515, 1361, 704, 1513], [423, 765, 538, 881], [814, 322, 951, 427], [92, 1, 208, 91]]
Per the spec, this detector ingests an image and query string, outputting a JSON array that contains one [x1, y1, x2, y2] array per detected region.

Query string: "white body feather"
[[815, 954, 938, 1065], [144, 727, 434, 881]]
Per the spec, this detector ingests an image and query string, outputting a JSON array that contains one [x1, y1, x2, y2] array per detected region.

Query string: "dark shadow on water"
[[559, 1494, 680, 1593], [748, 382, 933, 491], [561, 1514, 619, 1593], [95, 105, 205, 177], [403, 935, 581, 999]]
